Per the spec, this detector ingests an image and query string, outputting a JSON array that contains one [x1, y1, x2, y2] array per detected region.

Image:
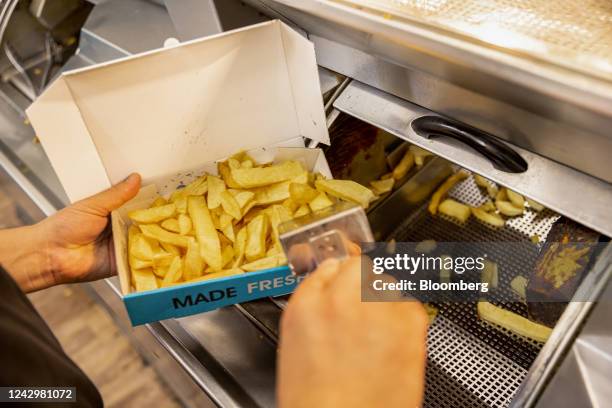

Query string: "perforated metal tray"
[[389, 173, 560, 408], [267, 169, 562, 407]]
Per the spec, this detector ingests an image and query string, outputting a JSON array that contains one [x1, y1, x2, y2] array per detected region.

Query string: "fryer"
[[244, 146, 610, 408], [235, 1, 612, 406]]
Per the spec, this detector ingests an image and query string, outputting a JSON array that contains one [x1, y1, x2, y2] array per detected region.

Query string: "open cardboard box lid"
[[26, 20, 329, 203]]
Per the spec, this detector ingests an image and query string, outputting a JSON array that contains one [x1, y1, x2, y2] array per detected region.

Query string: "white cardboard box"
[[26, 20, 329, 325]]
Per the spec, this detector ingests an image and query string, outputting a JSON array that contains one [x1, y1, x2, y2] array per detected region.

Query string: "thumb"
[[74, 173, 141, 216]]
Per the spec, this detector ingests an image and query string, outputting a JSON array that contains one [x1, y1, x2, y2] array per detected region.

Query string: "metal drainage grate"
[[390, 174, 560, 408]]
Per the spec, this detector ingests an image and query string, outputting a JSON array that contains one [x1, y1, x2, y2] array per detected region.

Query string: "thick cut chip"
[[231, 161, 304, 188], [245, 214, 268, 262], [188, 196, 222, 271], [219, 213, 233, 230], [289, 182, 318, 204], [294, 204, 310, 218], [221, 245, 235, 268], [478, 301, 551, 342], [478, 200, 496, 212], [242, 200, 257, 215], [415, 239, 437, 254], [392, 150, 414, 180], [191, 268, 244, 283], [140, 224, 191, 248], [229, 150, 251, 162], [266, 242, 282, 256], [315, 179, 375, 208], [229, 190, 255, 210], [228, 158, 241, 169], [131, 234, 161, 259], [428, 171, 469, 215], [130, 256, 153, 270], [153, 254, 174, 268], [178, 214, 192, 235], [128, 224, 139, 248], [471, 207, 505, 228], [370, 178, 394, 195], [133, 268, 158, 292], [511, 276, 528, 300], [210, 210, 221, 230], [276, 204, 292, 221], [162, 256, 183, 287], [241, 255, 284, 272], [128, 203, 175, 223], [236, 191, 256, 209], [409, 145, 433, 167], [282, 198, 299, 214], [253, 181, 291, 206], [496, 200, 524, 216], [474, 174, 498, 198], [132, 235, 171, 265], [153, 264, 169, 278], [263, 205, 291, 245], [184, 240, 204, 281], [171, 176, 208, 203], [186, 176, 209, 196], [486, 183, 499, 199], [160, 242, 180, 256], [481, 260, 499, 288], [161, 218, 180, 233], [438, 199, 471, 222], [526, 198, 545, 212], [218, 161, 241, 188], [243, 206, 263, 223], [424, 303, 438, 323], [207, 175, 226, 210], [439, 255, 452, 283], [266, 205, 292, 235], [222, 222, 235, 243], [241, 160, 253, 168], [495, 188, 508, 201], [151, 196, 168, 207], [174, 196, 188, 214], [218, 231, 232, 247], [309, 192, 334, 212], [291, 170, 309, 184], [233, 227, 247, 268], [474, 174, 490, 189], [507, 189, 525, 209], [220, 190, 242, 219]]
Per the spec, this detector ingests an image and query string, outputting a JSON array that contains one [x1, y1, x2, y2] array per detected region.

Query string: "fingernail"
[[123, 173, 140, 183]]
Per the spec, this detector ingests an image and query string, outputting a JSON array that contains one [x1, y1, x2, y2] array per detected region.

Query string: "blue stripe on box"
[[124, 266, 302, 326]]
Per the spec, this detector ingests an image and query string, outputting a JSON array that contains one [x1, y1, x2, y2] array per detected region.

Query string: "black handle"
[[411, 116, 527, 173]]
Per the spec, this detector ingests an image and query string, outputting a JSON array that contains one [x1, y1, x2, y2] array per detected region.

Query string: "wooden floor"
[[1, 169, 182, 407], [28, 285, 183, 408]]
